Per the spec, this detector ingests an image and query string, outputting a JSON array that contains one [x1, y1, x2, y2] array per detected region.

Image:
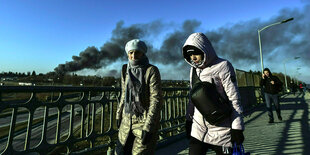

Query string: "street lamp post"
[[283, 56, 300, 92], [292, 67, 301, 83], [258, 18, 294, 73]]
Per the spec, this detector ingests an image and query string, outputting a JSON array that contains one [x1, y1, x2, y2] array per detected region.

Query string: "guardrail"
[[0, 86, 189, 155], [0, 85, 263, 154]]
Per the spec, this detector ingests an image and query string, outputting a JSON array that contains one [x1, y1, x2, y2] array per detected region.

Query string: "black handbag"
[[190, 68, 232, 125]]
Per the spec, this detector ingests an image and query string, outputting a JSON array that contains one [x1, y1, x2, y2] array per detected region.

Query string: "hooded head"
[[263, 68, 272, 77], [182, 32, 218, 68]]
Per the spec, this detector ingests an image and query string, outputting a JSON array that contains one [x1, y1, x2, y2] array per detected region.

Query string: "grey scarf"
[[124, 55, 149, 116]]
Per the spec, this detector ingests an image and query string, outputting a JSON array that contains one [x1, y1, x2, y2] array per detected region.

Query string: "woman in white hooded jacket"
[[183, 33, 244, 155]]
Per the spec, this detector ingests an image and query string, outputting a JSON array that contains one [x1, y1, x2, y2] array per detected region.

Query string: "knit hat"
[[183, 45, 204, 59], [186, 48, 203, 56], [125, 39, 147, 54]]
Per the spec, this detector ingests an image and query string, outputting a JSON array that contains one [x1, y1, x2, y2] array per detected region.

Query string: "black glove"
[[141, 130, 153, 145], [185, 120, 193, 139], [231, 129, 244, 145], [116, 119, 121, 128]]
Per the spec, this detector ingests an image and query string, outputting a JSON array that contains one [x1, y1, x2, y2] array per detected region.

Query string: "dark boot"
[[268, 118, 274, 123], [276, 111, 282, 121]]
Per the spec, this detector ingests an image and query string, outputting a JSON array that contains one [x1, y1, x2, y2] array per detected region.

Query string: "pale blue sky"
[[0, 0, 309, 82]]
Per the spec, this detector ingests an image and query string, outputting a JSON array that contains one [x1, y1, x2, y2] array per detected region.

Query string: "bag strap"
[[192, 67, 216, 85], [122, 64, 127, 82], [191, 67, 201, 85], [191, 67, 229, 103]]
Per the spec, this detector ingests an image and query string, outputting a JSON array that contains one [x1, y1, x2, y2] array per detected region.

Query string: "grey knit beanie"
[[125, 39, 147, 54]]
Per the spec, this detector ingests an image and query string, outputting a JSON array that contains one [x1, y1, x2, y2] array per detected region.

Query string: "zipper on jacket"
[[192, 117, 204, 128], [191, 116, 208, 142], [195, 68, 209, 142], [201, 118, 208, 142]]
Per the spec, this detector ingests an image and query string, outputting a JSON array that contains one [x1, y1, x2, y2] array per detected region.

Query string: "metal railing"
[[0, 86, 190, 155], [0, 84, 263, 155]]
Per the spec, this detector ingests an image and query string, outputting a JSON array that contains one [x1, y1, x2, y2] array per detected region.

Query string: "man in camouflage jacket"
[[115, 39, 163, 155]]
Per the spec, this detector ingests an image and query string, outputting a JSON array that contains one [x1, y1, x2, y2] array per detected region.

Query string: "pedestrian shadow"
[[274, 93, 310, 155], [242, 92, 309, 154], [156, 137, 189, 155], [155, 93, 309, 155], [244, 105, 266, 125], [244, 92, 305, 125]]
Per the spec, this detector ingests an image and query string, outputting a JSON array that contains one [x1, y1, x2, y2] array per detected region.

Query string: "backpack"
[[277, 84, 283, 93], [190, 68, 232, 125], [274, 76, 283, 93]]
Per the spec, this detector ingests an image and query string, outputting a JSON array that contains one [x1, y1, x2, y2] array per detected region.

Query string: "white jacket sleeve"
[[219, 61, 244, 130]]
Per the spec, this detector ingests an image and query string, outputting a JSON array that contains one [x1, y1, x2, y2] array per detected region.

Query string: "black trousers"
[[116, 131, 135, 155], [189, 137, 232, 155], [125, 132, 135, 155]]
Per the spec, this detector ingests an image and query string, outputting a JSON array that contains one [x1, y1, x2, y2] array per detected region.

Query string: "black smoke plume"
[[55, 5, 310, 80], [54, 21, 163, 74]]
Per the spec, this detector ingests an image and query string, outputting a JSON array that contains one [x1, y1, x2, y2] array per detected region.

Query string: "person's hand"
[[262, 74, 265, 79], [270, 81, 275, 85], [231, 129, 244, 145], [141, 130, 153, 145], [116, 119, 121, 128], [185, 120, 192, 139]]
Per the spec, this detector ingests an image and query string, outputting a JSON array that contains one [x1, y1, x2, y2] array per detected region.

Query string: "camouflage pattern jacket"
[[116, 64, 163, 147]]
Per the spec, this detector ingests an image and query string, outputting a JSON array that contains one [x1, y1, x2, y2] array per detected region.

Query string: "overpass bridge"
[[0, 85, 309, 154]]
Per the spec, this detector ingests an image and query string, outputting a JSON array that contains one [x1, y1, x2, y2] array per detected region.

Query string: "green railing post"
[[107, 146, 114, 155]]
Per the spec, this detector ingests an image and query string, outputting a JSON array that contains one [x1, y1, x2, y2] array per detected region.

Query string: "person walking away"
[[183, 32, 244, 155], [290, 81, 297, 95], [115, 39, 163, 155], [260, 68, 283, 123], [299, 83, 303, 93]]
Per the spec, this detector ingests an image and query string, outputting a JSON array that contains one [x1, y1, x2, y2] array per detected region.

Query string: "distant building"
[[18, 82, 34, 86], [1, 77, 18, 81]]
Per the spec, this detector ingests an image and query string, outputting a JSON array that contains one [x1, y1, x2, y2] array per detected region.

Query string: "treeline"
[[0, 71, 39, 77], [1, 71, 117, 86], [1, 70, 305, 87]]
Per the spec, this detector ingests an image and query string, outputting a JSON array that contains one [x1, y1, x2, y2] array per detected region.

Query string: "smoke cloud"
[[54, 21, 164, 74], [55, 5, 310, 81]]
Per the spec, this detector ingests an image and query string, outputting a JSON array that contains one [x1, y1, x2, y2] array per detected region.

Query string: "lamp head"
[[281, 18, 294, 23]]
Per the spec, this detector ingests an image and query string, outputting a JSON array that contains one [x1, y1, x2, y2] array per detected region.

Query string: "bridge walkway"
[[156, 92, 310, 155]]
